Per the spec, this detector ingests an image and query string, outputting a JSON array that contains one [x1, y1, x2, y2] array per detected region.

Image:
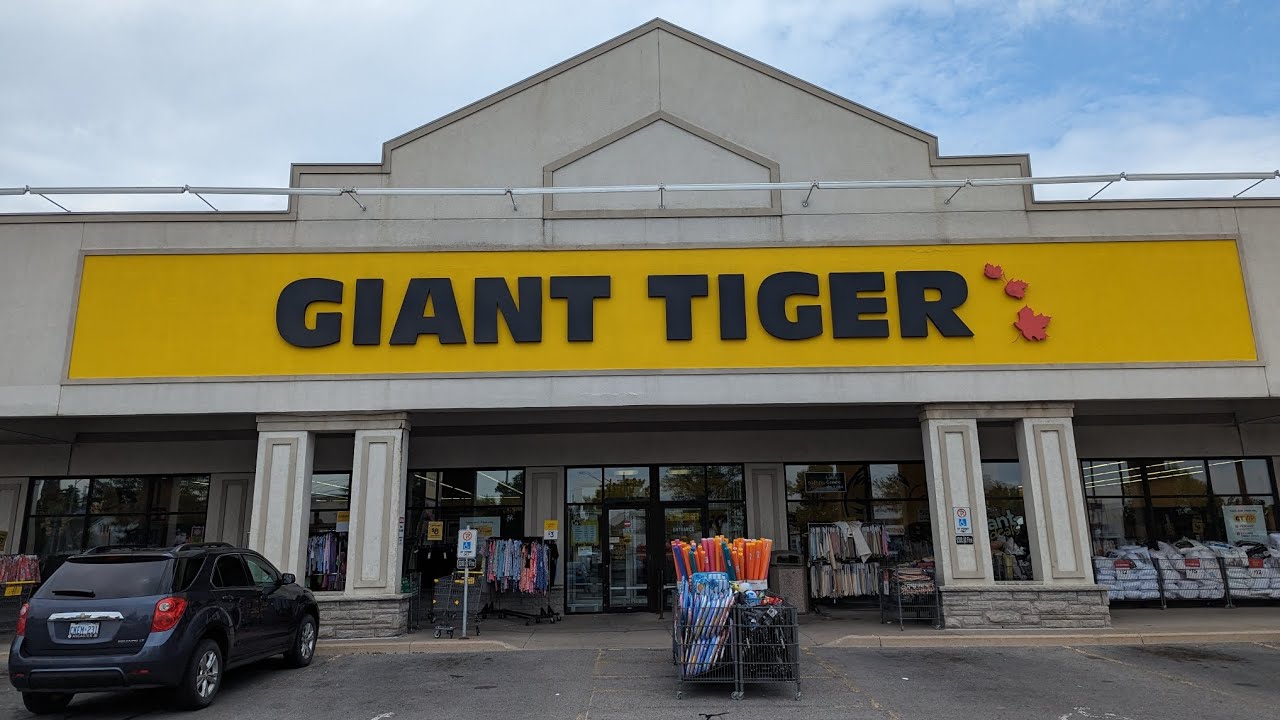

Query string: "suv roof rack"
[[174, 542, 235, 552], [82, 544, 155, 554]]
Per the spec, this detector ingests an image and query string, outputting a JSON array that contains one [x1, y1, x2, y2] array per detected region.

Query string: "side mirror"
[[280, 573, 296, 586]]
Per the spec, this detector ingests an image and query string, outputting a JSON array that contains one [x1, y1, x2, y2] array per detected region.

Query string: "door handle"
[[221, 595, 238, 603]]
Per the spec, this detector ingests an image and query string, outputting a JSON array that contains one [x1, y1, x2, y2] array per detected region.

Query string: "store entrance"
[[567, 465, 746, 614], [605, 507, 648, 610]]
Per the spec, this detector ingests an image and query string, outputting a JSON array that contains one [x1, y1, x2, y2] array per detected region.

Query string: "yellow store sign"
[[67, 240, 1256, 379]]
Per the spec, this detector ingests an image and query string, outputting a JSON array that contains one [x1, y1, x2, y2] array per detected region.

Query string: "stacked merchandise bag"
[[1092, 546, 1159, 601], [889, 565, 935, 596], [1150, 541, 1223, 600], [1206, 540, 1280, 600]]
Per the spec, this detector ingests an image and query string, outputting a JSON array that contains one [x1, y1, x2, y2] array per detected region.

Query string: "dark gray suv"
[[8, 543, 319, 714]]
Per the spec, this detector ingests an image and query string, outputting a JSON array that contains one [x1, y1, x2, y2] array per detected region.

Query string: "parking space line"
[[804, 647, 901, 720], [1064, 645, 1271, 708]]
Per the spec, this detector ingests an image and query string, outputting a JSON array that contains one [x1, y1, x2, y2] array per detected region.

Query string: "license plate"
[[68, 621, 100, 639]]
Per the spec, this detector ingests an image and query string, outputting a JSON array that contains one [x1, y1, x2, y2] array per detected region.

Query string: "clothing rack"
[[306, 531, 347, 592], [807, 523, 891, 600], [0, 555, 40, 584], [480, 537, 562, 625]]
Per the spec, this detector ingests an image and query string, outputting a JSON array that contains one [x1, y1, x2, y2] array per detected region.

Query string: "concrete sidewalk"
[[315, 606, 1280, 656]]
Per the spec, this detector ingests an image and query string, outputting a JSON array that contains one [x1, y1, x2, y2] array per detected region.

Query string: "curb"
[[315, 630, 1280, 655], [317, 638, 519, 656], [826, 630, 1280, 648]]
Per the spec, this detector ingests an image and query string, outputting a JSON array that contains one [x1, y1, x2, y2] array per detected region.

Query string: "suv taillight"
[[15, 603, 28, 637], [151, 596, 188, 633]]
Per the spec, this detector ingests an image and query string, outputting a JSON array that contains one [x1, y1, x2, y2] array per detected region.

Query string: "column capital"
[[919, 402, 1075, 422], [256, 412, 411, 433]]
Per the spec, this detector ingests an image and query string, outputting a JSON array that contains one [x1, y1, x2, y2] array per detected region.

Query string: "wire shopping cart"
[[431, 571, 486, 639]]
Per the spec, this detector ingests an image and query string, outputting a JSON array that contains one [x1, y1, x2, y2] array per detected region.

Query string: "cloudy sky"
[[1, 0, 1277, 212]]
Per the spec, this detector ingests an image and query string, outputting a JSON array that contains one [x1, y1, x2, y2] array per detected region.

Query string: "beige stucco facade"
[[2, 20, 1279, 632]]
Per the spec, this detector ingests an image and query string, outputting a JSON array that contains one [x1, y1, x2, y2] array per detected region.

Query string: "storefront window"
[[1149, 496, 1217, 542], [707, 465, 745, 501], [1081, 457, 1279, 555], [405, 469, 525, 547], [306, 472, 351, 592], [566, 464, 747, 613], [1143, 459, 1208, 496], [785, 462, 932, 561], [982, 462, 1034, 581], [23, 476, 212, 571], [567, 468, 603, 503], [659, 466, 704, 501], [566, 504, 603, 612], [605, 467, 650, 500], [1208, 459, 1272, 495]]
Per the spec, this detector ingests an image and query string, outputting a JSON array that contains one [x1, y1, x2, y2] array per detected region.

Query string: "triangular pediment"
[[543, 111, 779, 217]]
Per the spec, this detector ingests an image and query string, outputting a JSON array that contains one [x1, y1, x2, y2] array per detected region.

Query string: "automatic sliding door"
[[606, 508, 648, 610]]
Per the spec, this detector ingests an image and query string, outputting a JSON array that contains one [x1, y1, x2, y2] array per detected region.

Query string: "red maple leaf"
[[1014, 306, 1051, 341], [1004, 279, 1028, 299], [983, 263, 1003, 280]]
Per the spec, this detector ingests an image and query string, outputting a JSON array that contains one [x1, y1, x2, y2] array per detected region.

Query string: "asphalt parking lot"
[[4, 642, 1279, 719]]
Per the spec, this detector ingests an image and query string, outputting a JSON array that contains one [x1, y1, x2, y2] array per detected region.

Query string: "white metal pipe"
[[971, 174, 1123, 186], [1123, 172, 1278, 182], [3, 171, 1278, 207], [185, 186, 344, 196], [25, 186, 187, 195]]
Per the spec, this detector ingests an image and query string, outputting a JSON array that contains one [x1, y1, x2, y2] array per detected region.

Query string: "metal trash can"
[[768, 551, 809, 614]]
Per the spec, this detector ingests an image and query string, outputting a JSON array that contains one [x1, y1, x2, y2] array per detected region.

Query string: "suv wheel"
[[284, 614, 317, 668], [174, 638, 223, 710], [22, 692, 73, 715]]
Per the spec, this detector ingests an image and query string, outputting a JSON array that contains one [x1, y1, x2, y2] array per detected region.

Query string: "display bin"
[[733, 604, 801, 701], [673, 598, 737, 698], [673, 596, 803, 701], [1094, 554, 1280, 609], [879, 568, 942, 630]]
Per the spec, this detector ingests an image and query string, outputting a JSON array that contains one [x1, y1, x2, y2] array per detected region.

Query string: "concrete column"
[[745, 463, 786, 548], [525, 466, 565, 585], [920, 410, 994, 585], [347, 424, 410, 595], [1016, 414, 1095, 584], [249, 431, 315, 579], [206, 473, 253, 546], [0, 478, 29, 554]]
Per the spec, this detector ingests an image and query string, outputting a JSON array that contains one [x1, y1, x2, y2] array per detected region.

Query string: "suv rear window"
[[35, 556, 174, 600]]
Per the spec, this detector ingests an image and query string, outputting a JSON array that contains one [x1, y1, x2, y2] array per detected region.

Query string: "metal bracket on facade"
[[801, 181, 819, 208], [342, 189, 367, 212], [1234, 171, 1279, 198], [184, 186, 219, 211], [943, 180, 972, 205], [658, 184, 666, 210], [31, 188, 70, 213], [505, 189, 517, 212], [1088, 172, 1125, 200]]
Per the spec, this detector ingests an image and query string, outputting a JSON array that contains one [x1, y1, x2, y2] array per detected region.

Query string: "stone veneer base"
[[315, 595, 411, 639], [939, 584, 1111, 629]]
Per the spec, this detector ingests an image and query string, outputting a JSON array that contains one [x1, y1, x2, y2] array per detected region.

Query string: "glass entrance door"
[[606, 508, 648, 611], [660, 507, 704, 611]]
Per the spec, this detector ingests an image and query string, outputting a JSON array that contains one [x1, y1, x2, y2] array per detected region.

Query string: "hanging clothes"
[[0, 555, 40, 584], [482, 537, 555, 595], [806, 523, 888, 599]]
